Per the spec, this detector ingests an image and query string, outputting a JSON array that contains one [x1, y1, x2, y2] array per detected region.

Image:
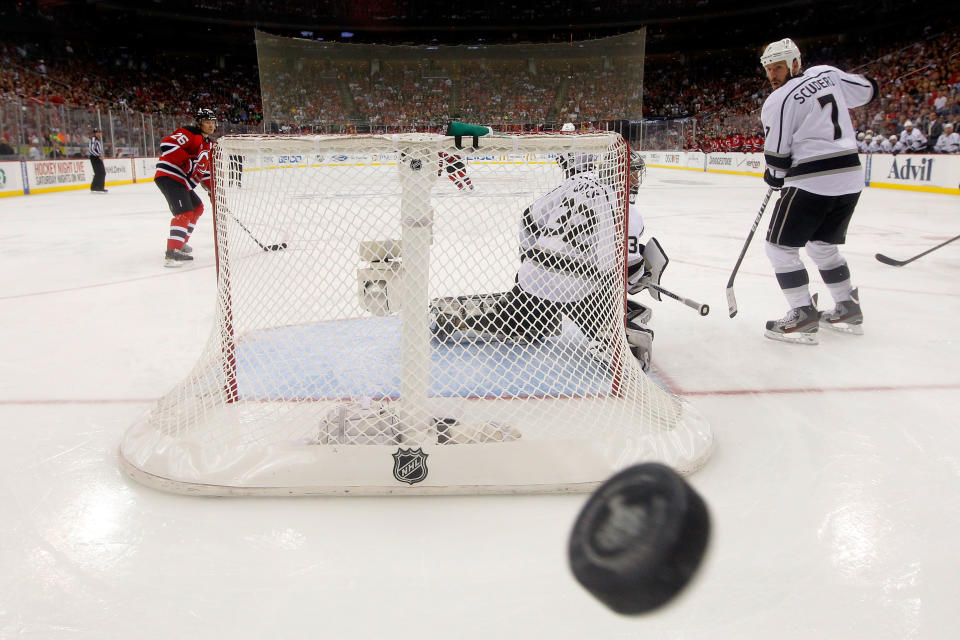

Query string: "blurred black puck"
[[568, 463, 710, 614]]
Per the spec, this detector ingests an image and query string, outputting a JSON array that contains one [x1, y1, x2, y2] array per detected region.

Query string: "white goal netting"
[[120, 131, 714, 495]]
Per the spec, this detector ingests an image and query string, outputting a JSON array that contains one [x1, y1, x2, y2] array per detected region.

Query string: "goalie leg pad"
[[430, 288, 560, 344], [626, 298, 652, 325], [358, 262, 402, 316], [625, 320, 654, 372], [430, 295, 501, 342]]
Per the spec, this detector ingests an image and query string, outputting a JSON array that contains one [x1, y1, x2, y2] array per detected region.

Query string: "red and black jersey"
[[155, 126, 212, 189]]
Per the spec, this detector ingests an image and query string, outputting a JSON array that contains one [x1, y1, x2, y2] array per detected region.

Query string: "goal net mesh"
[[120, 131, 713, 495]]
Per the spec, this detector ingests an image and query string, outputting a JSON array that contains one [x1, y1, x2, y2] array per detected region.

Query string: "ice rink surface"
[[1, 167, 958, 639]]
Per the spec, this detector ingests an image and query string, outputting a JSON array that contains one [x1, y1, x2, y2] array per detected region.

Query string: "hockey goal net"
[[120, 132, 713, 495]]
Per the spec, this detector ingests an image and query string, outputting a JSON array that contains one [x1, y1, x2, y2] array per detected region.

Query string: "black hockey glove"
[[763, 168, 784, 190]]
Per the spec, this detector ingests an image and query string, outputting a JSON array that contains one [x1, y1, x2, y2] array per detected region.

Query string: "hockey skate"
[[179, 243, 193, 254], [164, 248, 194, 268], [820, 288, 863, 335], [763, 302, 820, 345]]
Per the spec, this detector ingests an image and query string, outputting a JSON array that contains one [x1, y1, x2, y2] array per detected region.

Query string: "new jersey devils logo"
[[392, 447, 428, 485]]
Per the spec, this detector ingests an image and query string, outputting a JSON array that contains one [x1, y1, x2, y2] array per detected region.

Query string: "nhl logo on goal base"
[[392, 447, 429, 485]]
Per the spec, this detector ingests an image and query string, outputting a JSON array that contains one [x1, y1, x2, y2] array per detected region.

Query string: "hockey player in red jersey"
[[156, 108, 216, 267], [437, 151, 473, 190]]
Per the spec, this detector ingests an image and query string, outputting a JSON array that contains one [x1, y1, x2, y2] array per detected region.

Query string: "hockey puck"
[[568, 463, 710, 615]]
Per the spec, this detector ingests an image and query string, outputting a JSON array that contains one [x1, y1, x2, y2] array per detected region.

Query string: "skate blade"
[[763, 329, 819, 345], [164, 259, 185, 268], [820, 321, 864, 335]]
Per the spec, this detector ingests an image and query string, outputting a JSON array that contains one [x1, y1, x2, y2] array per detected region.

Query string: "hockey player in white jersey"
[[429, 150, 655, 369], [759, 38, 878, 344], [934, 122, 959, 153], [898, 120, 928, 153], [879, 135, 895, 154], [623, 150, 657, 369]]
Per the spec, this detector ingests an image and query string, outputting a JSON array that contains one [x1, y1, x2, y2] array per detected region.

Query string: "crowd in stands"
[[667, 25, 960, 154], [1, 11, 958, 157]]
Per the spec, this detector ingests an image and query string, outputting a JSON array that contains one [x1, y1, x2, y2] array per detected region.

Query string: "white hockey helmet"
[[561, 122, 576, 132], [945, 122, 954, 130], [857, 132, 865, 140], [865, 134, 873, 140], [760, 38, 802, 71], [903, 120, 913, 128], [889, 135, 898, 141]]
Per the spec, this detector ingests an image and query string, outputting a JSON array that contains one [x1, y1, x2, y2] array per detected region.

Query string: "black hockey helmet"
[[195, 107, 217, 123]]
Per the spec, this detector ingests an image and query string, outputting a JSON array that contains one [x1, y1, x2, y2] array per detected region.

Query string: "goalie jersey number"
[[518, 174, 618, 303]]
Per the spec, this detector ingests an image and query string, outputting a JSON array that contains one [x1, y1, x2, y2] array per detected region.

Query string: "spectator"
[[926, 111, 944, 141]]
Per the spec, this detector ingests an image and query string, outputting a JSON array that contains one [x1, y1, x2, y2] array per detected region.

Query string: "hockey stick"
[[726, 187, 775, 318], [644, 282, 710, 316], [875, 233, 960, 267], [226, 211, 287, 252]]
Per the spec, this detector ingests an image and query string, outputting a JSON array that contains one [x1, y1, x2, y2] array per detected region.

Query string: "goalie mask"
[[629, 151, 646, 199]]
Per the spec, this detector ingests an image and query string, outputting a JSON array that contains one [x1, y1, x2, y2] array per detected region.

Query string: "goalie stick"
[[642, 281, 710, 316], [227, 211, 287, 252], [726, 188, 774, 318], [875, 233, 960, 267]]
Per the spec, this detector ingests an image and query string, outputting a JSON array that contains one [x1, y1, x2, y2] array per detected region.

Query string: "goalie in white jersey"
[[429, 150, 655, 369], [759, 38, 878, 344]]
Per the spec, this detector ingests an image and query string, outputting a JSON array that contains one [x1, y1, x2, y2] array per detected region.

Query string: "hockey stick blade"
[[874, 253, 906, 267], [227, 211, 287, 252], [726, 286, 738, 318], [874, 233, 960, 267]]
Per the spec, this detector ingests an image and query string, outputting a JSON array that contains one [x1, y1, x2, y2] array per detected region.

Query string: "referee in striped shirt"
[[89, 128, 107, 193]]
